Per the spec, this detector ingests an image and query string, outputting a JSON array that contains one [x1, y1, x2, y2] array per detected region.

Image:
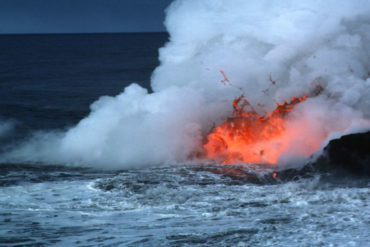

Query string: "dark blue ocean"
[[0, 33, 369, 247], [0, 33, 163, 135]]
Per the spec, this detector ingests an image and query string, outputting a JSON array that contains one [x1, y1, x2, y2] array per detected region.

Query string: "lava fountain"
[[203, 91, 323, 165]]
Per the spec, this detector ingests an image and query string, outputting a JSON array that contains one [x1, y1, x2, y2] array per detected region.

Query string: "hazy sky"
[[0, 0, 173, 33]]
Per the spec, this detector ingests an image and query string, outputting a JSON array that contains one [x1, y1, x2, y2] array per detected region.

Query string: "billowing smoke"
[[2, 0, 370, 168]]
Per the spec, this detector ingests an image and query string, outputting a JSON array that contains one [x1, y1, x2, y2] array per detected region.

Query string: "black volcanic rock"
[[322, 131, 370, 175], [274, 130, 370, 180]]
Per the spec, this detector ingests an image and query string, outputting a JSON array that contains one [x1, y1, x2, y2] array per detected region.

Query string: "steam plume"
[[2, 0, 370, 168]]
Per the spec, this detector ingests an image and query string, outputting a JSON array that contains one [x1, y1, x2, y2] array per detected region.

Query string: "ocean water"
[[0, 33, 369, 247]]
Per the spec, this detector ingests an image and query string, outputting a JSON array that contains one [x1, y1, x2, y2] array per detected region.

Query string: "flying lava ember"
[[203, 93, 316, 165]]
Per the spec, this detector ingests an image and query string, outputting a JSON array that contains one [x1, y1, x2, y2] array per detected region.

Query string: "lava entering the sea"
[[203, 94, 310, 165]]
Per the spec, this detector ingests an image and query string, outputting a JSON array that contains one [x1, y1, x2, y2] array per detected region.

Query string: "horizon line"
[[0, 31, 168, 36]]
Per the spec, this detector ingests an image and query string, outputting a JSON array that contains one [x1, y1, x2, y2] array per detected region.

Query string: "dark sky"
[[0, 0, 173, 34]]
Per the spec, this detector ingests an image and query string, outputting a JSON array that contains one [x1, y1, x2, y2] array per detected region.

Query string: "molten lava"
[[203, 94, 308, 165]]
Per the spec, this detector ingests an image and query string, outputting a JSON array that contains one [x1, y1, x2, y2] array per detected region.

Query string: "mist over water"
[[0, 119, 15, 139], [2, 0, 370, 168]]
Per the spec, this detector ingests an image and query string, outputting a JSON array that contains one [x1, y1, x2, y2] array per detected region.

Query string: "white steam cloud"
[[2, 0, 370, 168]]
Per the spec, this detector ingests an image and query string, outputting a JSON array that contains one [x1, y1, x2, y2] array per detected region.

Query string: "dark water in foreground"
[[1, 164, 369, 247], [0, 33, 369, 247]]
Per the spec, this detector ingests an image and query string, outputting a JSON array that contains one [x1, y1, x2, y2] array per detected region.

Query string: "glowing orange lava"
[[203, 94, 307, 165]]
